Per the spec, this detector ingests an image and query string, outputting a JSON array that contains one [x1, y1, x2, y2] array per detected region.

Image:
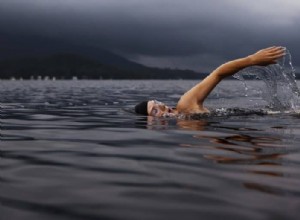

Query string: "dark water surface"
[[1, 80, 300, 220]]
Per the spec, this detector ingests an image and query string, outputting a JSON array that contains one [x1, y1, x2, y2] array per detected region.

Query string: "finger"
[[270, 49, 286, 56], [270, 53, 285, 60], [264, 46, 277, 51], [271, 48, 286, 54], [271, 56, 285, 60], [267, 51, 285, 59], [268, 46, 285, 53]]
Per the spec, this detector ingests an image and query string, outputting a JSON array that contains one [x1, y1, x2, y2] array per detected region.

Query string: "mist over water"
[[234, 49, 300, 112]]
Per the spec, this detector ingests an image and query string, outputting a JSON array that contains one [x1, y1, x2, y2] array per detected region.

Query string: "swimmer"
[[135, 46, 286, 117]]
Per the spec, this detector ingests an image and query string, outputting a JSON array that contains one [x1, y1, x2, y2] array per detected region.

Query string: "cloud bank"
[[1, 0, 299, 71]]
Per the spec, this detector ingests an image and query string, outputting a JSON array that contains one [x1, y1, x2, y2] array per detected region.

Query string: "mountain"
[[0, 53, 202, 79], [0, 34, 145, 69], [4, 35, 297, 79], [0, 34, 203, 79]]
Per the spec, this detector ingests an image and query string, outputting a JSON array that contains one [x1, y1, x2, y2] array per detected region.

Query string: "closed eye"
[[151, 109, 158, 116]]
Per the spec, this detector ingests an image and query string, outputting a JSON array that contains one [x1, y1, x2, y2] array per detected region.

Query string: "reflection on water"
[[1, 80, 300, 220], [145, 112, 299, 199]]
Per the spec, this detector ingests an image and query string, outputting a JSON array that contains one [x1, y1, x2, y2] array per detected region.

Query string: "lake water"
[[1, 80, 300, 220]]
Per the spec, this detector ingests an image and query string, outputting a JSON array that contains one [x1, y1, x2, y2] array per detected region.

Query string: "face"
[[147, 100, 174, 117]]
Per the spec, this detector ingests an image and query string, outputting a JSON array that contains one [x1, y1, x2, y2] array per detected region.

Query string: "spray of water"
[[234, 48, 300, 112]]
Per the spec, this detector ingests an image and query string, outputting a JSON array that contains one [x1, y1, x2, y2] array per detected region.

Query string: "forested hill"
[[0, 53, 204, 79], [0, 35, 206, 79], [0, 36, 298, 79]]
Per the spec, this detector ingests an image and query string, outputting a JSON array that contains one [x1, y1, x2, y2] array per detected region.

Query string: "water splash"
[[234, 48, 300, 111]]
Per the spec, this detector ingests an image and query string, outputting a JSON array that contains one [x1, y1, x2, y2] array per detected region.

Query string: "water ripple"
[[1, 80, 300, 220]]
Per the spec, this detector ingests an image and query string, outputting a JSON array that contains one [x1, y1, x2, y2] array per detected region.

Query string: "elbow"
[[211, 70, 224, 81], [212, 64, 237, 80]]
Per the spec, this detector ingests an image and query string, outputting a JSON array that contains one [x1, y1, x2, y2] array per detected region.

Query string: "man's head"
[[135, 100, 175, 117], [134, 101, 148, 115]]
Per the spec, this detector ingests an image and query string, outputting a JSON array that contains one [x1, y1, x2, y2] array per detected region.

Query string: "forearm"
[[214, 46, 285, 79], [213, 56, 253, 79]]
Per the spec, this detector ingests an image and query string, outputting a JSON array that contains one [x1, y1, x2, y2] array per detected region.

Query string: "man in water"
[[135, 46, 286, 117]]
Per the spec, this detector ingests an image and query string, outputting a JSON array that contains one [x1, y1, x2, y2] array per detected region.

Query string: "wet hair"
[[134, 101, 149, 115]]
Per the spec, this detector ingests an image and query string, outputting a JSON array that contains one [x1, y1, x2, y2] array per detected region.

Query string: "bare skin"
[[147, 46, 286, 116]]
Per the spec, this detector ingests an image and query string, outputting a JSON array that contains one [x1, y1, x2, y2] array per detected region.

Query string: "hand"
[[248, 46, 286, 66]]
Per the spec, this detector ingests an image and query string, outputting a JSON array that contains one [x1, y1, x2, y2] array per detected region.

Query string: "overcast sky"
[[1, 0, 300, 71]]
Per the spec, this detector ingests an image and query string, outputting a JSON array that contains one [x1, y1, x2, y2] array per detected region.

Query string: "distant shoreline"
[[1, 53, 299, 80], [1, 76, 299, 81]]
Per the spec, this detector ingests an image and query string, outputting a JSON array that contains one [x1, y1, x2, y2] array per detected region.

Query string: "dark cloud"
[[1, 0, 300, 71]]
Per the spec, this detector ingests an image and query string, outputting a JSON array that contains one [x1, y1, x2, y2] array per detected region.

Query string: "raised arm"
[[176, 46, 286, 114]]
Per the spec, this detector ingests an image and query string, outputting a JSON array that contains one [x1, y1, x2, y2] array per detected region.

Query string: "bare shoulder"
[[176, 96, 209, 114]]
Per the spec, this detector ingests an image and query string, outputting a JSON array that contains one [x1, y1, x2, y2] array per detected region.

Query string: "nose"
[[160, 105, 166, 111]]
